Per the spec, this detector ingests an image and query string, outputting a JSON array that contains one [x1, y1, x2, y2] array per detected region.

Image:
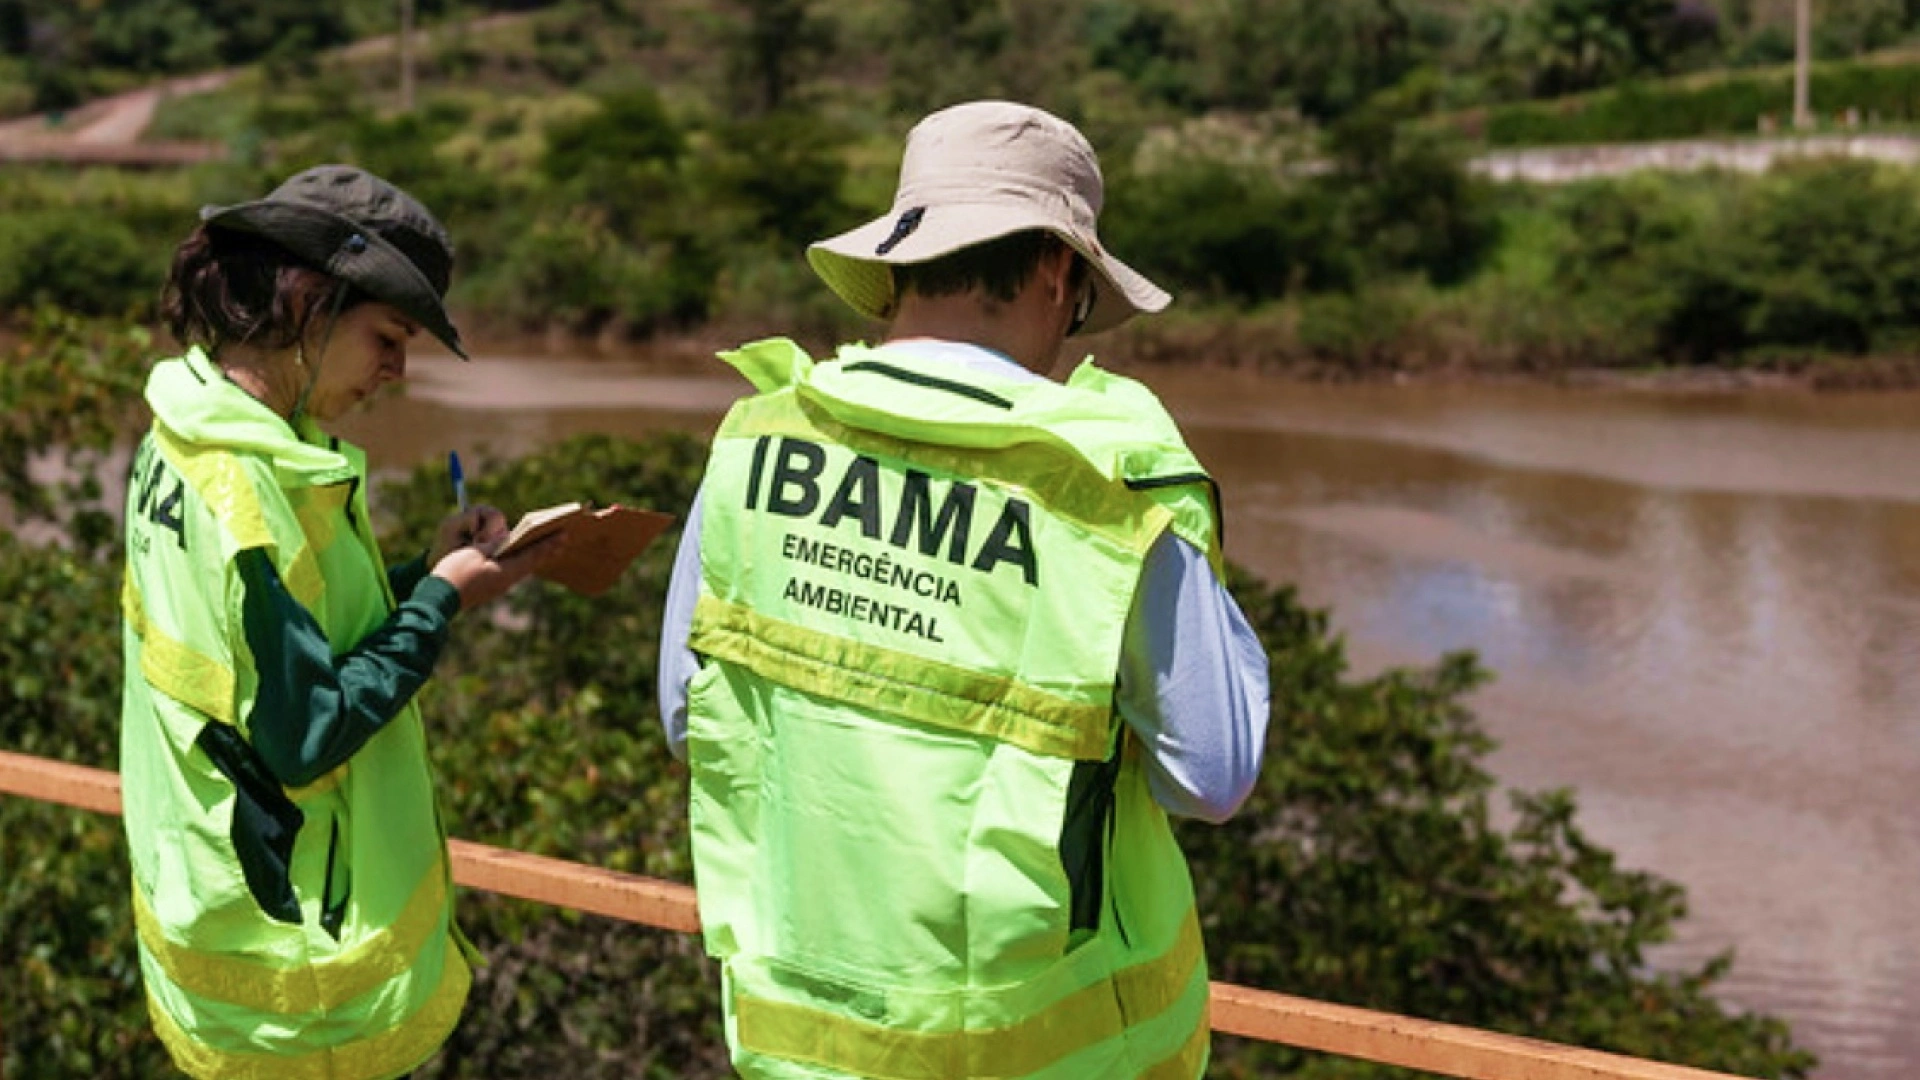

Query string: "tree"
[[1318, 106, 1500, 288], [711, 0, 836, 115], [91, 0, 222, 74], [1525, 0, 1693, 97], [695, 108, 851, 248], [876, 0, 1013, 113]]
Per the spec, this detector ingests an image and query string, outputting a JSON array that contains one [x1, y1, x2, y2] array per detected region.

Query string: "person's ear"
[[1044, 244, 1077, 308]]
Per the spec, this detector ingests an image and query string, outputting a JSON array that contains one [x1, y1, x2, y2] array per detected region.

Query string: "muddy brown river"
[[337, 353, 1920, 1079]]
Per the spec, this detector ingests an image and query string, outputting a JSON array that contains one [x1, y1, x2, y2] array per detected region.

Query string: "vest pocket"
[[320, 814, 350, 941], [196, 722, 305, 924], [1060, 746, 1123, 936]]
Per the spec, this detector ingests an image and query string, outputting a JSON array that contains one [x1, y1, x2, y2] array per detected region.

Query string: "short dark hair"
[[160, 224, 369, 353], [892, 230, 1088, 308]]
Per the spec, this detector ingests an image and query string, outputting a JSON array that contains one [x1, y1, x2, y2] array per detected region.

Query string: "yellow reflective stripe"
[[156, 426, 324, 605], [693, 595, 1112, 761], [726, 398, 1172, 557], [281, 545, 324, 608], [1140, 1012, 1210, 1080], [122, 578, 236, 726], [280, 493, 332, 609], [290, 488, 341, 558], [132, 857, 451, 1015], [736, 911, 1205, 1079], [1112, 914, 1206, 1034], [123, 559, 348, 795], [155, 426, 271, 551], [145, 940, 469, 1080]]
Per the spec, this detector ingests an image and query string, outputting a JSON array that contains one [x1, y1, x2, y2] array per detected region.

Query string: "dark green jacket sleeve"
[[387, 552, 430, 599], [237, 548, 462, 788]]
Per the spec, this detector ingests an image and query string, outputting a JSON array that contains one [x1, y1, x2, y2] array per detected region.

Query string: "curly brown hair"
[[160, 224, 369, 354]]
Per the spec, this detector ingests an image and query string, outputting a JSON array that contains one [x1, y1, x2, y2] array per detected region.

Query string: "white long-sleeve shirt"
[[656, 340, 1270, 822]]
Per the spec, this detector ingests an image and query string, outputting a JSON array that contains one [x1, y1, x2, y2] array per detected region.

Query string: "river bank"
[[447, 314, 1920, 395], [15, 311, 1919, 398]]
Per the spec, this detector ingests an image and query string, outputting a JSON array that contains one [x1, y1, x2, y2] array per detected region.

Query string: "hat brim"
[[201, 200, 468, 360], [808, 202, 1170, 336]]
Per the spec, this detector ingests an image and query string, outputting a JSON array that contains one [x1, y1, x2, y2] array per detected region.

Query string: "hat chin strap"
[[290, 283, 351, 423]]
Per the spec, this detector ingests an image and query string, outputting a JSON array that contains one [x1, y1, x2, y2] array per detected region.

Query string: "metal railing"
[[0, 749, 1753, 1080]]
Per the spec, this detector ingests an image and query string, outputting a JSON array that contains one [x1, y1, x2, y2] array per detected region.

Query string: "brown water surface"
[[340, 354, 1920, 1080]]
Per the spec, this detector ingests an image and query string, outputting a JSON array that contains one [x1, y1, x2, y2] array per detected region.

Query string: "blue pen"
[[449, 451, 468, 511]]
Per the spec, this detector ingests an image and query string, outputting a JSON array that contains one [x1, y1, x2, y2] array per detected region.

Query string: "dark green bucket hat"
[[200, 164, 468, 359]]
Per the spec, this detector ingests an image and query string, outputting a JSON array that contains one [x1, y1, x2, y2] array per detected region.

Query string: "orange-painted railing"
[[0, 749, 1754, 1080]]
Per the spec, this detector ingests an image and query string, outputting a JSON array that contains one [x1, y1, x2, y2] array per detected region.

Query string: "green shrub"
[[467, 214, 663, 332], [1480, 59, 1920, 146], [0, 54, 34, 118], [1744, 160, 1920, 353], [1295, 287, 1418, 368], [693, 109, 852, 249], [1534, 162, 1920, 363], [1106, 160, 1343, 303], [0, 213, 155, 318], [707, 240, 865, 347], [539, 85, 684, 211], [1321, 108, 1502, 288]]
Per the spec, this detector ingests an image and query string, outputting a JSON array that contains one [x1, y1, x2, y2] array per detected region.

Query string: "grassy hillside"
[[12, 0, 1920, 381]]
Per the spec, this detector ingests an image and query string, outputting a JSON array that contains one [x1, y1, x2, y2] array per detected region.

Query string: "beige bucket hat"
[[807, 100, 1171, 336]]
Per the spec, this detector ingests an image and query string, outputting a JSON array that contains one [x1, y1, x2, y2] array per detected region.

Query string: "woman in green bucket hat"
[[118, 165, 560, 1079]]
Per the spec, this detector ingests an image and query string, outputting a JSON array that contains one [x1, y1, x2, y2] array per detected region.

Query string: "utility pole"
[[1793, 0, 1812, 129], [400, 0, 416, 112]]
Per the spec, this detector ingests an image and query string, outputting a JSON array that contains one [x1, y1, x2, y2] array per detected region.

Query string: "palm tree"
[[1526, 0, 1680, 97]]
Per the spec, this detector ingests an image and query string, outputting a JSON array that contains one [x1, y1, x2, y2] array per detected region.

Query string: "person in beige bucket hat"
[[808, 99, 1171, 338], [657, 100, 1268, 1079]]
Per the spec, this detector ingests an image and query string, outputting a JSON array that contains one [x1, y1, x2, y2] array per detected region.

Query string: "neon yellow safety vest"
[[688, 338, 1224, 1080], [119, 348, 468, 1080]]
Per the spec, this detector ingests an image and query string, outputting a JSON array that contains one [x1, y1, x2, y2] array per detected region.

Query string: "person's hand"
[[430, 528, 565, 612], [429, 505, 508, 566]]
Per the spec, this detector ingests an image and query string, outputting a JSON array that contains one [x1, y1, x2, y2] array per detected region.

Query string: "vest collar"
[[145, 348, 360, 487], [722, 338, 1191, 470]]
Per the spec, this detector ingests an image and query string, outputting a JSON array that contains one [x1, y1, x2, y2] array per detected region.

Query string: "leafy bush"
[[1321, 108, 1501, 288], [0, 213, 156, 318], [1480, 58, 1920, 146], [468, 213, 673, 333], [1106, 160, 1343, 303], [0, 534, 161, 1080], [1294, 287, 1421, 368], [693, 109, 852, 249], [1742, 159, 1920, 353], [1540, 161, 1920, 363], [1107, 108, 1495, 307], [538, 84, 684, 222], [0, 311, 149, 552], [1082, 0, 1203, 108]]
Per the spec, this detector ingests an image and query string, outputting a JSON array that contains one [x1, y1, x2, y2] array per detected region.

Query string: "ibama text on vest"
[[744, 436, 1040, 587]]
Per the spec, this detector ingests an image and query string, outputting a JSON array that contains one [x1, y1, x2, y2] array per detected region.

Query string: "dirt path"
[[0, 12, 525, 163]]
